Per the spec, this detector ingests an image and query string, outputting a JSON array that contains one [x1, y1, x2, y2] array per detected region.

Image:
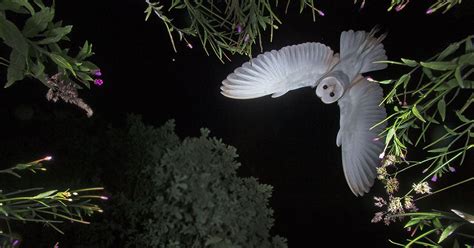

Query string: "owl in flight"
[[221, 29, 388, 196]]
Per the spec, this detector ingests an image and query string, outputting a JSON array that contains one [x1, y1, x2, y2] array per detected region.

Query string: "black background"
[[1, 0, 473, 247]]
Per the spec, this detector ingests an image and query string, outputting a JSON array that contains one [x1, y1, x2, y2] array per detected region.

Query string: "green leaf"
[[458, 52, 474, 66], [412, 105, 426, 123], [77, 71, 93, 81], [0, 16, 29, 56], [433, 218, 443, 229], [401, 58, 418, 67], [48, 53, 76, 76], [466, 37, 473, 52], [453, 238, 460, 248], [438, 43, 460, 60], [205, 236, 223, 246], [422, 67, 434, 79], [438, 223, 462, 243], [78, 61, 99, 72], [77, 40, 92, 60], [428, 147, 448, 153], [33, 190, 58, 199], [455, 111, 470, 123], [30, 60, 45, 77], [454, 66, 464, 88], [443, 125, 458, 135], [36, 25, 72, 45], [386, 128, 396, 145], [32, 0, 46, 9], [404, 218, 421, 228], [378, 79, 393, 84], [0, 206, 9, 216], [5, 49, 26, 88], [420, 61, 457, 71], [0, 0, 34, 14], [22, 7, 54, 37], [437, 98, 446, 121]]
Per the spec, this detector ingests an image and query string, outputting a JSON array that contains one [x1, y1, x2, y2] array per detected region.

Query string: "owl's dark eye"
[[323, 85, 328, 90], [330, 92, 335, 97]]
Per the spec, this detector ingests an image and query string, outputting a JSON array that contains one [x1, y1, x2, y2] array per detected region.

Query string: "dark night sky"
[[1, 0, 473, 247]]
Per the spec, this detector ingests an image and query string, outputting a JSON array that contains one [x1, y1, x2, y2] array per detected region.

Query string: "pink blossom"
[[93, 69, 102, 77], [94, 79, 104, 86]]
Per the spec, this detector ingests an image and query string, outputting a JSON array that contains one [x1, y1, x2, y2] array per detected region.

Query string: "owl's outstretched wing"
[[337, 29, 387, 82], [336, 77, 386, 196], [221, 42, 336, 99]]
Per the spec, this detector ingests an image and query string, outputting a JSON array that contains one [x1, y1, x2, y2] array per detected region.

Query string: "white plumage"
[[221, 29, 388, 196], [221, 42, 337, 99]]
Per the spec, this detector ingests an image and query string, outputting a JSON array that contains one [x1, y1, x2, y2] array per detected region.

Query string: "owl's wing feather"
[[338, 29, 387, 81], [221, 42, 335, 99], [337, 77, 386, 196]]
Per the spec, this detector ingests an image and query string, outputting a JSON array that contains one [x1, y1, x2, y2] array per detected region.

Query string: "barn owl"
[[221, 29, 387, 196]]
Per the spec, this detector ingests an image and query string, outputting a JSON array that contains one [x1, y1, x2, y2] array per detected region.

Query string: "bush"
[[69, 115, 286, 248]]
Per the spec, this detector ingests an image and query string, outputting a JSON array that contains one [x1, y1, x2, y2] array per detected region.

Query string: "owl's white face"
[[315, 72, 348, 104]]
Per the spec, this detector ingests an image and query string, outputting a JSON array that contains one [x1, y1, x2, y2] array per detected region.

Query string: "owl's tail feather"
[[340, 27, 387, 74]]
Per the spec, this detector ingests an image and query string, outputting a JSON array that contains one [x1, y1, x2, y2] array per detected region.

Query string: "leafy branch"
[[0, 157, 106, 239], [353, 0, 463, 13], [144, 0, 324, 62], [370, 36, 473, 246], [0, 0, 103, 117]]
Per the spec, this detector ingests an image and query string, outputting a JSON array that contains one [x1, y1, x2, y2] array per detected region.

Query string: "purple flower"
[[316, 9, 325, 17], [395, 5, 405, 12], [426, 8, 434, 14], [12, 239, 20, 246], [431, 175, 438, 182], [93, 69, 102, 77], [186, 42, 193, 49], [94, 79, 104, 86], [449, 166, 456, 172], [236, 24, 243, 34]]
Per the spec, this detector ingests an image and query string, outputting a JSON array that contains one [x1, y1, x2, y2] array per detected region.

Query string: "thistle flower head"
[[383, 155, 397, 167], [371, 211, 384, 223], [388, 196, 404, 214], [385, 177, 399, 194], [377, 166, 387, 180], [404, 196, 416, 211], [413, 182, 431, 194], [374, 196, 387, 208]]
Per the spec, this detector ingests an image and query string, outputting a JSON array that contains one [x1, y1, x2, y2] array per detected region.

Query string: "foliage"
[[371, 36, 473, 247], [70, 115, 287, 248], [145, 0, 464, 62], [385, 0, 463, 13], [144, 0, 323, 62], [0, 156, 105, 247], [0, 0, 102, 117]]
